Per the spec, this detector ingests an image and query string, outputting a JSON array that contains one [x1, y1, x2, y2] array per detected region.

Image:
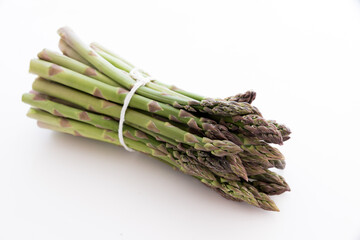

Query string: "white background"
[[1, 0, 360, 239]]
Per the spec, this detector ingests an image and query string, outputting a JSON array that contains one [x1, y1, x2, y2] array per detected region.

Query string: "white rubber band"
[[118, 68, 155, 151]]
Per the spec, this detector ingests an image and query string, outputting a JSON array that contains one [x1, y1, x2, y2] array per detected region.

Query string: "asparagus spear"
[[64, 40, 205, 103], [89, 41, 278, 130], [251, 170, 290, 187], [202, 178, 279, 211], [38, 48, 119, 87], [90, 42, 219, 102], [58, 27, 264, 116], [96, 50, 289, 145], [252, 180, 290, 195], [31, 78, 284, 166], [28, 108, 279, 211], [27, 80, 242, 157], [57, 27, 198, 106], [89, 44, 193, 100], [62, 38, 189, 109], [268, 120, 291, 141], [89, 42, 271, 113], [251, 169, 291, 195], [269, 159, 286, 169], [22, 91, 119, 131], [23, 91, 248, 180], [242, 162, 267, 176], [36, 50, 257, 146], [89, 42, 135, 69], [89, 39, 291, 142], [23, 92, 287, 186], [29, 60, 245, 142], [27, 108, 204, 180], [31, 78, 290, 167], [219, 114, 284, 145], [124, 122, 246, 179], [91, 41, 209, 101], [24, 90, 286, 187], [42, 46, 288, 146]]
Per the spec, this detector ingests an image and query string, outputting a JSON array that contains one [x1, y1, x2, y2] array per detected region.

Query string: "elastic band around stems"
[[118, 68, 155, 151]]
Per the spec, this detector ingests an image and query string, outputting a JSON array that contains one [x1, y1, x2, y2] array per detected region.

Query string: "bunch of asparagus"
[[22, 27, 291, 211]]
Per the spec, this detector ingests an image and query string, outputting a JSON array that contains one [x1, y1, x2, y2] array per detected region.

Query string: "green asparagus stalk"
[[63, 40, 204, 101], [90, 41, 280, 129], [23, 90, 251, 180], [23, 91, 249, 180], [22, 91, 119, 131], [58, 27, 264, 116], [31, 78, 289, 167], [24, 89, 285, 188], [219, 114, 284, 145], [31, 78, 285, 168], [89, 44, 192, 100], [78, 37, 290, 142], [89, 42, 264, 107], [27, 108, 207, 180], [89, 42, 210, 101], [35, 50, 252, 147], [36, 48, 286, 147], [123, 123, 248, 181], [28, 79, 242, 157], [29, 60, 239, 141], [38, 49, 119, 87], [28, 108, 279, 211], [89, 42, 135, 69], [57, 27, 199, 106]]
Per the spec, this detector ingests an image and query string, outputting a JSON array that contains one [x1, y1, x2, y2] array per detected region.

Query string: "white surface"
[[1, 0, 360, 239]]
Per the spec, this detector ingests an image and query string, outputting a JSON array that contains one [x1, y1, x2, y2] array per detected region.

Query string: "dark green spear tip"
[[200, 98, 260, 117], [253, 143, 285, 161], [224, 90, 257, 104], [202, 178, 280, 211], [192, 151, 241, 180], [235, 184, 260, 207], [243, 162, 267, 176], [245, 125, 283, 145], [253, 181, 291, 195], [233, 114, 284, 145], [225, 155, 248, 181], [251, 170, 289, 187], [243, 182, 279, 211], [270, 159, 286, 169], [179, 160, 216, 181], [257, 194, 280, 212], [202, 122, 244, 147], [268, 120, 292, 141]]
